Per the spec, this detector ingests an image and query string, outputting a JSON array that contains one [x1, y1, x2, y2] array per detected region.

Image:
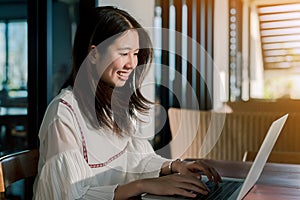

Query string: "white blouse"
[[33, 88, 169, 200]]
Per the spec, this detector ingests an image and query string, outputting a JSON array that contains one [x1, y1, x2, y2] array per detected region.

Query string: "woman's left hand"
[[171, 159, 222, 184]]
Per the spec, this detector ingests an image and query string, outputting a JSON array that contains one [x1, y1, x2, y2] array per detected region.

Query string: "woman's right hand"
[[140, 173, 209, 198]]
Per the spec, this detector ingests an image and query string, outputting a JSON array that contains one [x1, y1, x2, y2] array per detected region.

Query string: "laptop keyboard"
[[142, 179, 243, 200], [195, 180, 243, 200]]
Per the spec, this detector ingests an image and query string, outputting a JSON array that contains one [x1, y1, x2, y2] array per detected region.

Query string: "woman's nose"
[[125, 53, 137, 69]]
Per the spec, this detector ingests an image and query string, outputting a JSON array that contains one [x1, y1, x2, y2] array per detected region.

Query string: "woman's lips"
[[117, 71, 130, 81]]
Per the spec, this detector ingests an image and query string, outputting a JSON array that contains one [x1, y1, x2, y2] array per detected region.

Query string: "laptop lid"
[[236, 114, 288, 200]]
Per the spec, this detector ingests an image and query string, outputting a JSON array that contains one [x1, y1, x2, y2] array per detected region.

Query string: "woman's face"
[[93, 30, 139, 87]]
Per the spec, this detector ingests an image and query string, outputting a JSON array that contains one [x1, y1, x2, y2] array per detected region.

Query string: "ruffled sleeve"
[[34, 105, 118, 200], [34, 149, 118, 200]]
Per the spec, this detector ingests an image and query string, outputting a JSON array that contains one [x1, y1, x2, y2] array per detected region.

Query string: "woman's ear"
[[89, 45, 98, 64]]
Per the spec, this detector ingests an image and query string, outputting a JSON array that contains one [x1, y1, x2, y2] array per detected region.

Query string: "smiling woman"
[[32, 6, 221, 200]]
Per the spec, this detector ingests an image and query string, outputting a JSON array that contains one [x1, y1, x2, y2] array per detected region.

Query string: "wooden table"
[[202, 159, 300, 199], [132, 159, 300, 199]]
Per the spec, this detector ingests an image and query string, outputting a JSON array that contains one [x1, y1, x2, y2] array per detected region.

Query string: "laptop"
[[142, 114, 288, 200]]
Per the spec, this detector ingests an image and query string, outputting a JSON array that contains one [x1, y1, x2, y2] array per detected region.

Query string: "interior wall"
[[97, 0, 154, 28]]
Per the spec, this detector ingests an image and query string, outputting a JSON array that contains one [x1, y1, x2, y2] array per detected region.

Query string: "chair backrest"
[[168, 107, 227, 159], [243, 150, 300, 164], [0, 149, 39, 198]]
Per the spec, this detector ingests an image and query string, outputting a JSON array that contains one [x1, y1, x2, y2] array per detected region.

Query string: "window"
[[227, 0, 300, 100], [257, 3, 300, 99], [0, 20, 27, 105]]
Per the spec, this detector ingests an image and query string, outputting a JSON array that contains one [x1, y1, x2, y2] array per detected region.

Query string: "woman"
[[33, 6, 221, 200]]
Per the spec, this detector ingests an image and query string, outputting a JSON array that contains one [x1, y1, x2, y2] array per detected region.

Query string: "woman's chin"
[[114, 80, 127, 87]]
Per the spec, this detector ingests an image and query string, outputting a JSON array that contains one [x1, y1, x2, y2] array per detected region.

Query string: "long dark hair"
[[62, 6, 153, 136]]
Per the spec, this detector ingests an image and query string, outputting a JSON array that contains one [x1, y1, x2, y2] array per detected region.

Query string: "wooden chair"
[[243, 151, 300, 164], [0, 149, 39, 199]]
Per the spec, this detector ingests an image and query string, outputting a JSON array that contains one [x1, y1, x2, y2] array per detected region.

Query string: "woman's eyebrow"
[[118, 47, 139, 51]]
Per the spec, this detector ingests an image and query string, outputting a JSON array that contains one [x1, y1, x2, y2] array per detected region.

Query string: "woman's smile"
[[117, 70, 131, 81]]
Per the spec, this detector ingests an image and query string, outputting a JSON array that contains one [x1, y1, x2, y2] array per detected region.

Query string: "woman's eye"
[[120, 51, 139, 56]]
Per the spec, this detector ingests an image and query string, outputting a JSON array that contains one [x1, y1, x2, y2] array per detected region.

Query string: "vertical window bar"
[[206, 0, 214, 109], [196, 0, 202, 108], [200, 0, 206, 75], [186, 0, 194, 109], [181, 1, 188, 108], [161, 0, 170, 110], [0, 23, 5, 91], [236, 0, 243, 100], [169, 1, 175, 106], [173, 0, 183, 108], [4, 20, 8, 89], [154, 5, 162, 86], [154, 0, 172, 152], [192, 0, 198, 108], [199, 0, 207, 109]]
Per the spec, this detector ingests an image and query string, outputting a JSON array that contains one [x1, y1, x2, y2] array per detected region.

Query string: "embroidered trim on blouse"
[[59, 99, 89, 162], [59, 98, 128, 168], [89, 143, 128, 168]]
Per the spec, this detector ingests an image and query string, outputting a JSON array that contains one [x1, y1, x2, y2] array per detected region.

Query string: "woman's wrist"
[[160, 159, 183, 175], [169, 158, 182, 174]]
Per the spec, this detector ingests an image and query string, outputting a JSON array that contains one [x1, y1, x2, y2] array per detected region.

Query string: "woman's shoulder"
[[38, 88, 78, 141], [51, 87, 76, 106], [56, 86, 75, 102], [44, 87, 77, 118]]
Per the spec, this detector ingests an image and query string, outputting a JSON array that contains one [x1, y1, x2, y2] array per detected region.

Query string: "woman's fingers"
[[145, 174, 210, 198], [209, 166, 222, 184], [172, 186, 207, 198], [182, 182, 209, 195], [187, 160, 222, 184], [171, 174, 209, 195]]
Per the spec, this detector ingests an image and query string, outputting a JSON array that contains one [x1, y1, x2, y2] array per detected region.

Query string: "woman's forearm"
[[114, 179, 144, 200], [114, 160, 172, 199]]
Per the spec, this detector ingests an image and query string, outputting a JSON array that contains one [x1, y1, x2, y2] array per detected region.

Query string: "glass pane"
[[0, 23, 5, 91], [8, 21, 28, 93]]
